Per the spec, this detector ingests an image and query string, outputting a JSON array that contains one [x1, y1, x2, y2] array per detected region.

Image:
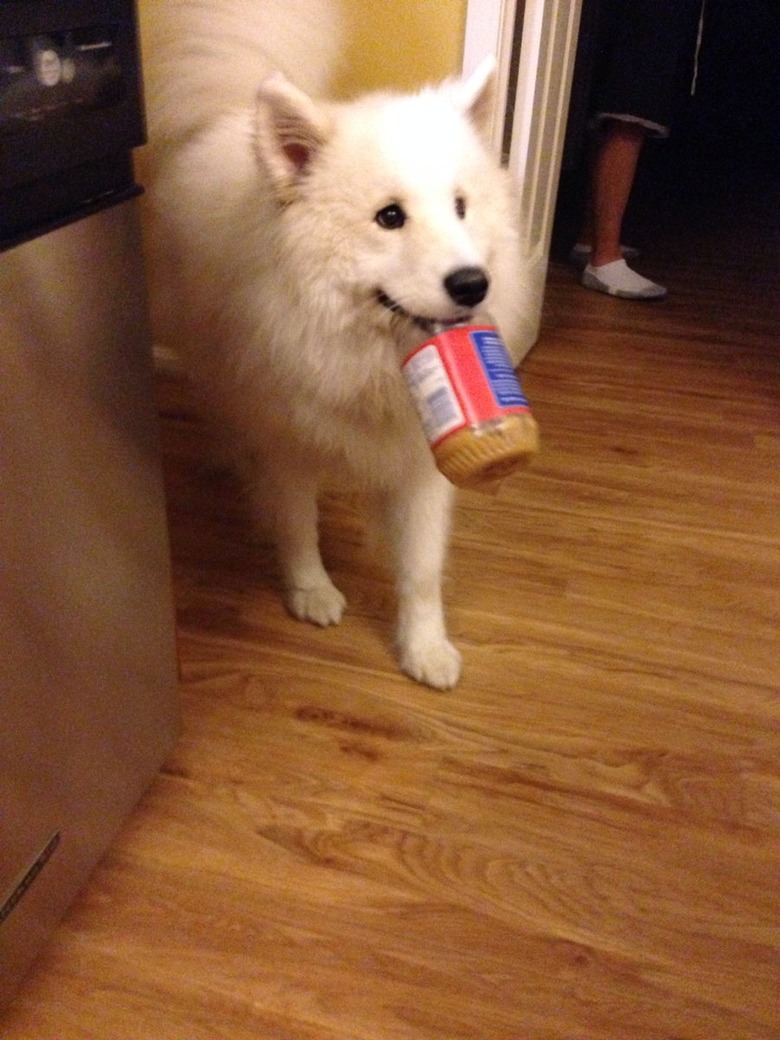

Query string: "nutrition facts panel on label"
[[402, 343, 466, 445]]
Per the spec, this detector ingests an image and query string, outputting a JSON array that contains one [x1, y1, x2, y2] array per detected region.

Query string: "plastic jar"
[[401, 314, 539, 489]]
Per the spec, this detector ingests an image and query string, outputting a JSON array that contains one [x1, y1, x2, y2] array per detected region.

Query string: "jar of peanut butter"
[[401, 314, 539, 489]]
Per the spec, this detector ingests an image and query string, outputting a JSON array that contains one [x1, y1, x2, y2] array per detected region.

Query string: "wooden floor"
[[3, 171, 779, 1039]]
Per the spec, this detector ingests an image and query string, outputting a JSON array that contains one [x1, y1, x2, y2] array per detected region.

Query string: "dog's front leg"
[[385, 470, 462, 690], [249, 461, 346, 627]]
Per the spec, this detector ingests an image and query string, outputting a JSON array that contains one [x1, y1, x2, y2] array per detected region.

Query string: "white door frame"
[[463, 0, 518, 157], [464, 0, 583, 358]]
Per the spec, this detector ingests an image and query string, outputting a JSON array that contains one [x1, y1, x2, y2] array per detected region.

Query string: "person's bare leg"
[[580, 118, 666, 299], [589, 119, 645, 266]]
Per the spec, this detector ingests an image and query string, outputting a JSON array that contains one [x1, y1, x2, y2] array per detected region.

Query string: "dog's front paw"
[[399, 637, 462, 691], [285, 581, 347, 627]]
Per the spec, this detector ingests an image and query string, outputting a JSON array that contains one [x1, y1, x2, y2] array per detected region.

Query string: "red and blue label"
[[402, 323, 531, 448]]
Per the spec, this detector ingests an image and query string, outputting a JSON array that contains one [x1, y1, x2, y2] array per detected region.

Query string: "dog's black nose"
[[444, 266, 490, 308]]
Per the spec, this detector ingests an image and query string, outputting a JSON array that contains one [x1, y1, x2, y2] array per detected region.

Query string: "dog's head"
[[253, 59, 520, 333]]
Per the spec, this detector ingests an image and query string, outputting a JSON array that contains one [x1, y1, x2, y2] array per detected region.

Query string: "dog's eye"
[[455, 196, 467, 220], [375, 204, 407, 230]]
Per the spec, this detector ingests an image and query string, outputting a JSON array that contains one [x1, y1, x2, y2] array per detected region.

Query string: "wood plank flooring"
[[2, 171, 778, 1039]]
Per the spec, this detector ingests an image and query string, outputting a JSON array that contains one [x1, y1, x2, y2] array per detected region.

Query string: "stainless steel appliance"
[[0, 0, 179, 1005]]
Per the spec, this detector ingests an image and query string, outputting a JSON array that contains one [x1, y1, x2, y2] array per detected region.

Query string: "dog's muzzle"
[[376, 266, 490, 332]]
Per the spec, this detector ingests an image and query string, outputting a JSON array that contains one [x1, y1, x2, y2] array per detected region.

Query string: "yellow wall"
[[334, 0, 467, 96]]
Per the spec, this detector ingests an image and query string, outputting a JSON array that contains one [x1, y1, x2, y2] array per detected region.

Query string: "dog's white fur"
[[144, 0, 532, 689]]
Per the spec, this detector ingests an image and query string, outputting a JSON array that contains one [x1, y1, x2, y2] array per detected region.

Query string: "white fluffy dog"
[[144, 0, 532, 689]]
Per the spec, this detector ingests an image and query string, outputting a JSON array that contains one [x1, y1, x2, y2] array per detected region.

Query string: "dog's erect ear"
[[452, 56, 498, 145], [255, 74, 332, 200]]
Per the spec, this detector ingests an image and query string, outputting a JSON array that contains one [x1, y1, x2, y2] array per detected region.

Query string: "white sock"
[[585, 258, 665, 297]]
